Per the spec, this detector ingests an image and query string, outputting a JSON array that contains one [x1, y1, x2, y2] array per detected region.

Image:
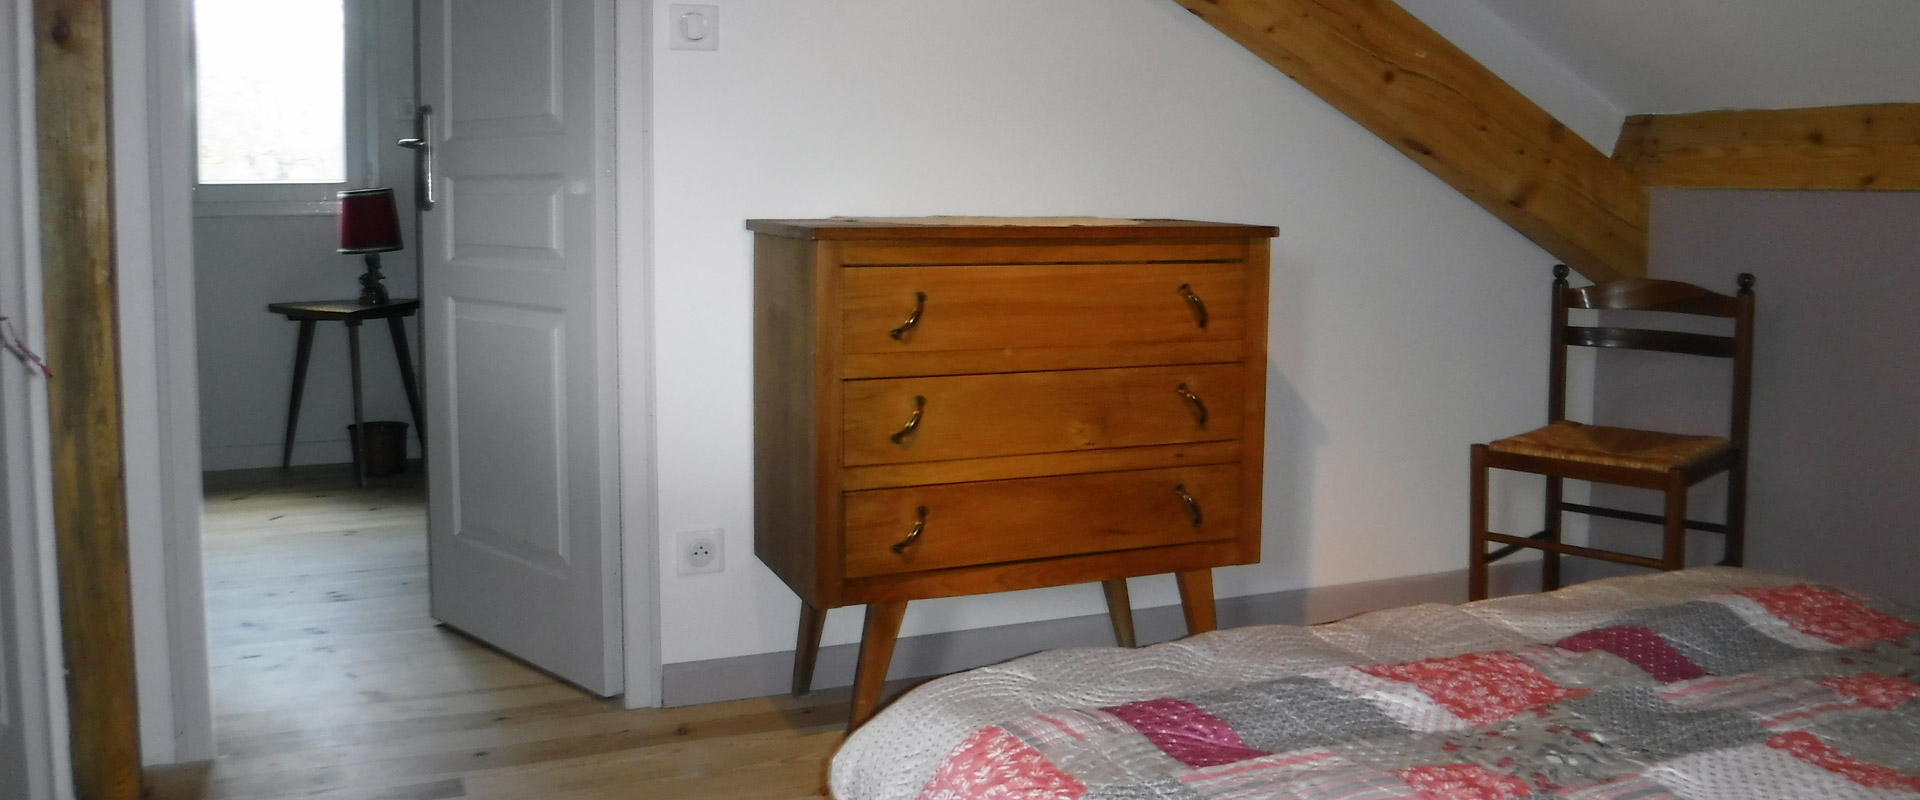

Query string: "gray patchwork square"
[[1329, 732, 1459, 773], [1441, 705, 1650, 789], [1800, 702, 1920, 773], [1189, 676, 1410, 754], [1082, 776, 1204, 800], [1559, 687, 1768, 761], [1616, 602, 1804, 675]]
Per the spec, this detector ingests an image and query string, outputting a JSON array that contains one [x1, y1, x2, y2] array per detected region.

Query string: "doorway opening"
[[170, 0, 628, 783]]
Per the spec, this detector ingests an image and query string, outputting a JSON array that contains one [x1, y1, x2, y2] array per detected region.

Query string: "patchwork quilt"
[[831, 569, 1920, 800]]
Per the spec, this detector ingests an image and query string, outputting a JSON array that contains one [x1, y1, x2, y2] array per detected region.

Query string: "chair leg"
[[1468, 444, 1490, 601], [1722, 461, 1748, 567], [1663, 469, 1688, 571], [1542, 475, 1563, 592]]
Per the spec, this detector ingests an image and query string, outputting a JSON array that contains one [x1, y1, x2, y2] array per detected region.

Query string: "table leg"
[[1175, 569, 1217, 635], [347, 320, 367, 488], [848, 600, 907, 731], [281, 320, 317, 469], [386, 315, 426, 450]]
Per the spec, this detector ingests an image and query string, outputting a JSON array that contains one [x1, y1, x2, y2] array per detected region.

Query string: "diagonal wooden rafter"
[[1616, 104, 1920, 191], [1173, 0, 1649, 282]]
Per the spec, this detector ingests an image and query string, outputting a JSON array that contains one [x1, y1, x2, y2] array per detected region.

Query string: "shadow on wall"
[[1237, 365, 1326, 597], [1577, 189, 1920, 606]]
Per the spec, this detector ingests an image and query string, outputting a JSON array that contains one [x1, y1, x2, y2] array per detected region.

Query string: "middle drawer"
[[843, 364, 1244, 466]]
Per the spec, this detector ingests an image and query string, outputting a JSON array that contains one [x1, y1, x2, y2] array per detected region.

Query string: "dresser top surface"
[[746, 217, 1279, 241]]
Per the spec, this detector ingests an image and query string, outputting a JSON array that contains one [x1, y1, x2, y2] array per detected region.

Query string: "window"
[[193, 0, 369, 213]]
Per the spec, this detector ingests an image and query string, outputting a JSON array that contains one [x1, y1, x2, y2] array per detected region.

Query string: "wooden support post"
[[1172, 0, 1649, 282], [34, 0, 144, 797]]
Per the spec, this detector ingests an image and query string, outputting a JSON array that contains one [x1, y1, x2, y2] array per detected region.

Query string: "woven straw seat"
[[1489, 420, 1729, 472]]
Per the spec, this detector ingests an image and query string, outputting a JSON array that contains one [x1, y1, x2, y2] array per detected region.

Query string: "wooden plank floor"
[[146, 466, 846, 800]]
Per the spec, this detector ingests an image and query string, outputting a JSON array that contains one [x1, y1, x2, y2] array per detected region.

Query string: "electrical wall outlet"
[[677, 529, 724, 575]]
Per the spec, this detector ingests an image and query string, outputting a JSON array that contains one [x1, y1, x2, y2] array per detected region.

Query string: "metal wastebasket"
[[347, 421, 410, 478]]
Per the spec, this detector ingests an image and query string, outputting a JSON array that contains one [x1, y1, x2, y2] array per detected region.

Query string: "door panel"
[[421, 0, 619, 695]]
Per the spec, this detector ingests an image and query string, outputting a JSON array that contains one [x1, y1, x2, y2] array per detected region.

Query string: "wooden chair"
[[1469, 265, 1755, 600]]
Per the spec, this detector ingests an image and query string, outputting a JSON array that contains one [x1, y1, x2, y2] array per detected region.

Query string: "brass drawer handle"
[[889, 395, 926, 444], [1174, 483, 1202, 528], [889, 292, 928, 340], [891, 506, 928, 554], [1175, 382, 1208, 428], [1177, 284, 1208, 330]]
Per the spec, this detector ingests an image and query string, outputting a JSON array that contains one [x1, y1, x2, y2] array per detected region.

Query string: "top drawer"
[[843, 263, 1246, 354]]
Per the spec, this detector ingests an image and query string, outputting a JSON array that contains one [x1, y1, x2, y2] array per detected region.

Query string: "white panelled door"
[[417, 0, 620, 695]]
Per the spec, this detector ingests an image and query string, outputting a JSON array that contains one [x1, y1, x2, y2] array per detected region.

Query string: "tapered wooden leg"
[[848, 600, 906, 731], [280, 320, 316, 469], [346, 320, 367, 487], [1101, 579, 1137, 648], [1722, 460, 1747, 567], [1663, 469, 1689, 570], [1174, 569, 1216, 635], [1468, 444, 1490, 601], [1542, 475, 1563, 592], [791, 601, 826, 696], [386, 315, 426, 450]]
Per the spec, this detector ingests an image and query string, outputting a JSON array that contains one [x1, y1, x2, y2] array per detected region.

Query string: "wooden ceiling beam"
[[1616, 104, 1920, 191], [1173, 0, 1648, 282]]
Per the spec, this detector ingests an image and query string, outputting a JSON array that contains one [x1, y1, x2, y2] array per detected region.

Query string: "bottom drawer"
[[843, 464, 1239, 579]]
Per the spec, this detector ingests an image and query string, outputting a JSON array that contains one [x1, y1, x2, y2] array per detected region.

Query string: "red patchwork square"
[[1557, 626, 1705, 683], [1359, 652, 1584, 726], [1103, 698, 1267, 768], [1765, 731, 1920, 792], [1395, 764, 1531, 800], [919, 726, 1088, 800], [1738, 585, 1919, 647], [1819, 673, 1920, 710]]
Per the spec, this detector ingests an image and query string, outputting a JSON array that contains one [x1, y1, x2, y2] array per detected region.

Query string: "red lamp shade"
[[338, 188, 403, 254]]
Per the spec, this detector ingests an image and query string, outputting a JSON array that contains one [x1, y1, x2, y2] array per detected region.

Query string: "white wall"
[[644, 0, 1624, 665], [193, 3, 421, 471]]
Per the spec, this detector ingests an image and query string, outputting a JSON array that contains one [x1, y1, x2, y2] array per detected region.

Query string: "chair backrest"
[[1546, 265, 1756, 450]]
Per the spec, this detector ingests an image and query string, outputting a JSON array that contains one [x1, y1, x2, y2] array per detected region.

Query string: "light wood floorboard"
[[146, 466, 856, 800]]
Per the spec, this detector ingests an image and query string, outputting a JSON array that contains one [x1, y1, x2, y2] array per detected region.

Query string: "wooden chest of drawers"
[[749, 218, 1275, 727]]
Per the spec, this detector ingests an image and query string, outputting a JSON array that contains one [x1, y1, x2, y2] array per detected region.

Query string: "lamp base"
[[358, 253, 391, 306]]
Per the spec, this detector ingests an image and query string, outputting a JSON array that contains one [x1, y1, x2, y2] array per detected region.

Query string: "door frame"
[[6, 1, 75, 794], [104, 0, 661, 765]]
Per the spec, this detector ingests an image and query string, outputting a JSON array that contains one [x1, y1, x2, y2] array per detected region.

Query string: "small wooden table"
[[268, 299, 426, 486]]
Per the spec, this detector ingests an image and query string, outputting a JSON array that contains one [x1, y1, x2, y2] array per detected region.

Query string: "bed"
[[831, 568, 1920, 799]]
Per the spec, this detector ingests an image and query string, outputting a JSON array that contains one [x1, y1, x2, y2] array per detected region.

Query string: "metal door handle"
[[1177, 284, 1208, 330], [889, 395, 926, 444], [891, 506, 928, 554], [1174, 483, 1202, 528], [889, 292, 927, 340], [398, 105, 435, 210], [1175, 382, 1208, 428]]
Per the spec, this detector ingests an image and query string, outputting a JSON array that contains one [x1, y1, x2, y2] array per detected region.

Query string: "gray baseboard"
[[660, 561, 1540, 707]]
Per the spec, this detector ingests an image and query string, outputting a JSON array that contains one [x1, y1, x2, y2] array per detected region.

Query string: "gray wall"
[[1584, 189, 1920, 605]]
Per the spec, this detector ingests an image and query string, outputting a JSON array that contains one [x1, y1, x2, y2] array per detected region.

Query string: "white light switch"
[[669, 4, 719, 51]]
